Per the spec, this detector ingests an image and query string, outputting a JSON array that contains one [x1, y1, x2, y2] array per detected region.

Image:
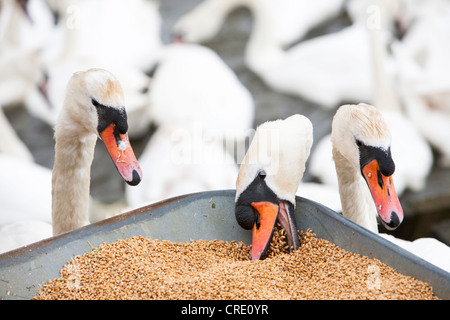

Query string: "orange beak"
[[99, 123, 143, 186], [249, 201, 279, 260], [361, 159, 403, 230]]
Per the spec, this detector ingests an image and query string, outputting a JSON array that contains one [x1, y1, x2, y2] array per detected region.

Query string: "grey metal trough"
[[0, 190, 449, 299]]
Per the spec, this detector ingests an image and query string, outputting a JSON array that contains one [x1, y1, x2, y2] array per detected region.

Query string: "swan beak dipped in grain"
[[249, 200, 299, 260], [235, 114, 313, 260]]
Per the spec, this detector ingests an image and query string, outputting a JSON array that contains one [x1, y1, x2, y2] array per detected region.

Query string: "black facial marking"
[[235, 173, 278, 230], [377, 169, 384, 189], [385, 211, 401, 230], [357, 139, 395, 177], [127, 170, 142, 186], [92, 98, 128, 134]]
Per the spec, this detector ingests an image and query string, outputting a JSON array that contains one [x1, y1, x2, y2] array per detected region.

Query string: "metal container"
[[0, 190, 449, 299]]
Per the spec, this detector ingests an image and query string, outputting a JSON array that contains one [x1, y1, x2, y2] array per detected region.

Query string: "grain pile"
[[34, 229, 438, 300]]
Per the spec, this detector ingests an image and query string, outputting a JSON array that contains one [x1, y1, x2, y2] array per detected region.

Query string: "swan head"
[[61, 68, 143, 186], [235, 114, 313, 259], [332, 103, 403, 230]]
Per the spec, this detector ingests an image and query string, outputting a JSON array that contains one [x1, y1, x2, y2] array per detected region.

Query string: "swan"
[[126, 123, 239, 209], [235, 114, 313, 259], [147, 42, 254, 153], [173, 0, 345, 48], [51, 68, 143, 235], [324, 103, 450, 272], [331, 103, 403, 233]]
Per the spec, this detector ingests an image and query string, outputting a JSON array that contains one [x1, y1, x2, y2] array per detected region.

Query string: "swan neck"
[[51, 108, 97, 235], [333, 148, 379, 233]]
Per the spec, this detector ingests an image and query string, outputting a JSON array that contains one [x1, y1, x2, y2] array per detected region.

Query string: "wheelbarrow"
[[0, 190, 449, 299]]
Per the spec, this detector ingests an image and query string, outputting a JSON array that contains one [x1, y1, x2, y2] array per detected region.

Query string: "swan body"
[[296, 182, 342, 213], [246, 21, 374, 108], [0, 220, 52, 254], [0, 108, 34, 161], [45, 0, 162, 71], [0, 154, 52, 226], [235, 114, 313, 259], [174, 0, 344, 47], [51, 68, 142, 235], [379, 234, 450, 273], [126, 124, 239, 209], [175, 0, 372, 108], [148, 42, 254, 148]]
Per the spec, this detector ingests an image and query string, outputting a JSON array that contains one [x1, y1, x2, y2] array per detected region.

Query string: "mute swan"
[[331, 103, 403, 233], [126, 123, 239, 209], [318, 104, 450, 271], [235, 114, 313, 260], [147, 42, 254, 151], [51, 68, 142, 235], [173, 0, 344, 48]]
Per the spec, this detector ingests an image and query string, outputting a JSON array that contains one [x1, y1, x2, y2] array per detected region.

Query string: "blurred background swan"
[[1, 0, 449, 268]]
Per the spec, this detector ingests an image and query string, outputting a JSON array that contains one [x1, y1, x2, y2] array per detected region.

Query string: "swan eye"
[[91, 98, 101, 108], [258, 170, 266, 180], [355, 139, 363, 147]]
